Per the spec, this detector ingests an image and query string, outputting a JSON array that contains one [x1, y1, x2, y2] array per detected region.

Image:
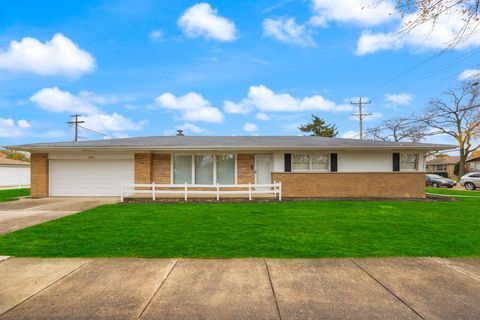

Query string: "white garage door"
[[50, 159, 134, 196], [0, 166, 30, 187]]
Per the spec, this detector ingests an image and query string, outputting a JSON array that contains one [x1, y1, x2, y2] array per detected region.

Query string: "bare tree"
[[393, 0, 480, 48], [416, 81, 480, 177], [366, 117, 429, 142]]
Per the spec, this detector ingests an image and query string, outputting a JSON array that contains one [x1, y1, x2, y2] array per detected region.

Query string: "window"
[[292, 154, 309, 171], [311, 155, 329, 170], [432, 164, 447, 171], [195, 155, 214, 184], [400, 154, 418, 170], [173, 154, 236, 184], [292, 154, 329, 172], [470, 162, 480, 172], [173, 155, 192, 184], [216, 155, 235, 184]]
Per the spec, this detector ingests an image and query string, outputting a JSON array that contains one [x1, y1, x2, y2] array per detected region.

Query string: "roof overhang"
[[7, 145, 456, 153]]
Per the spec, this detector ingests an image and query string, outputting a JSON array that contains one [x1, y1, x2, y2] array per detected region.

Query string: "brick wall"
[[135, 153, 152, 184], [237, 154, 255, 184], [272, 172, 425, 198], [152, 154, 171, 183], [31, 153, 49, 198]]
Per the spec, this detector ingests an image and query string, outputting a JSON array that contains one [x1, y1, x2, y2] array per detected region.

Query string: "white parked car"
[[459, 172, 480, 190]]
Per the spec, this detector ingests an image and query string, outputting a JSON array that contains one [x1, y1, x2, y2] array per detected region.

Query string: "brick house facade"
[[14, 136, 454, 199]]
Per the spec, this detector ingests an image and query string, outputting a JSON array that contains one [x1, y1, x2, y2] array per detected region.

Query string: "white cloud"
[[0, 118, 29, 137], [228, 85, 352, 113], [30, 87, 142, 135], [178, 3, 237, 42], [263, 17, 315, 47], [81, 113, 141, 132], [155, 92, 224, 123], [340, 130, 359, 139], [243, 123, 258, 132], [30, 87, 99, 114], [149, 29, 163, 42], [356, 31, 400, 55], [17, 119, 31, 128], [223, 100, 251, 114], [0, 33, 95, 76], [356, 10, 480, 55], [311, 0, 396, 27], [256, 112, 270, 121], [459, 69, 480, 81], [176, 122, 204, 134], [385, 93, 413, 106]]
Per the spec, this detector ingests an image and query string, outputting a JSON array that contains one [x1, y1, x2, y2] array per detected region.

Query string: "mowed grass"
[[0, 188, 30, 202], [0, 188, 479, 258]]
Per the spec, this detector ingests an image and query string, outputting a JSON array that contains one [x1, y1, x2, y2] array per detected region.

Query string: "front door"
[[255, 155, 273, 185]]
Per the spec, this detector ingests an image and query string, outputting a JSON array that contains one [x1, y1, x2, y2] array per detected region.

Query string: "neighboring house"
[[466, 155, 480, 173], [0, 153, 30, 187], [7, 136, 453, 199], [426, 156, 460, 178]]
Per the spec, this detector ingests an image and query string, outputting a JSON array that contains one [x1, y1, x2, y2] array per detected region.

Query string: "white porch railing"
[[120, 182, 282, 202]]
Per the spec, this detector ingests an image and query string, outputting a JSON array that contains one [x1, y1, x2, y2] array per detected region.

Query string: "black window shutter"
[[284, 153, 291, 172], [393, 153, 400, 172], [331, 153, 338, 172]]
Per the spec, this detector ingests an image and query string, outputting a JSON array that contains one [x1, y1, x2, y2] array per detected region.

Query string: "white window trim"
[[171, 153, 237, 185], [400, 153, 419, 172], [291, 153, 330, 172]]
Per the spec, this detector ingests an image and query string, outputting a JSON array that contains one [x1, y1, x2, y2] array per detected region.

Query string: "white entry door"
[[50, 159, 134, 196], [255, 155, 273, 185]]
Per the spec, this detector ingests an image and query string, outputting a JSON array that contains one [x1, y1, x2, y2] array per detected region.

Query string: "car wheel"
[[465, 182, 476, 191], [432, 182, 439, 188]]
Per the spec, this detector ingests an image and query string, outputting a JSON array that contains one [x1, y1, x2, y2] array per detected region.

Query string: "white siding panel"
[[338, 152, 392, 172], [50, 159, 134, 196], [0, 166, 30, 187]]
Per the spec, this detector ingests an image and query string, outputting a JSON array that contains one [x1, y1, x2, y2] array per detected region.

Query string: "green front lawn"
[[0, 188, 478, 258], [0, 188, 30, 202]]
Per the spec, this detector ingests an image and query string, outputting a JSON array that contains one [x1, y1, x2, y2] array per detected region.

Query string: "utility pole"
[[351, 97, 372, 140], [67, 114, 85, 142]]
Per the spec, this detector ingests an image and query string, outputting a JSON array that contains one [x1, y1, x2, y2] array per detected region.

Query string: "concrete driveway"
[[0, 197, 118, 234], [0, 257, 479, 319]]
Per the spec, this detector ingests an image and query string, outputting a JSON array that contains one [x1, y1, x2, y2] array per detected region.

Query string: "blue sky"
[[1, 0, 479, 146]]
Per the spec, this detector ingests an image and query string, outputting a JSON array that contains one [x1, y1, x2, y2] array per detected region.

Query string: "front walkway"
[[0, 197, 118, 234], [0, 257, 479, 319]]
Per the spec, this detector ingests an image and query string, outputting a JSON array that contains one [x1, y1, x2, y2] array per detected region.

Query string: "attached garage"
[[49, 156, 134, 196]]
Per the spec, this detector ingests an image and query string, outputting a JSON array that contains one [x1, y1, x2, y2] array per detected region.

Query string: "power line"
[[78, 125, 106, 137], [66, 115, 106, 141], [351, 97, 372, 140], [363, 28, 480, 101], [380, 47, 480, 96], [67, 114, 84, 142]]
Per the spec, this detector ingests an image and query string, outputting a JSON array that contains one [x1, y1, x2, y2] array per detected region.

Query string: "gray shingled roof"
[[6, 136, 455, 151], [426, 156, 460, 165]]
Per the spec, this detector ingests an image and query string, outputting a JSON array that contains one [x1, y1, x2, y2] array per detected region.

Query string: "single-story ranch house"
[[426, 156, 460, 178], [7, 136, 453, 199], [466, 154, 480, 173], [0, 153, 30, 187]]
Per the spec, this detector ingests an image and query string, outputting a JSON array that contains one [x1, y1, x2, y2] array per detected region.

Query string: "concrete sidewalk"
[[0, 257, 479, 319]]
